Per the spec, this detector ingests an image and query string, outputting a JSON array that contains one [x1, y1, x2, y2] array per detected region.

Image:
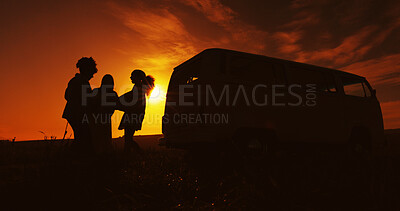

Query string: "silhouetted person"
[[91, 74, 118, 154], [62, 57, 98, 154], [117, 69, 155, 153]]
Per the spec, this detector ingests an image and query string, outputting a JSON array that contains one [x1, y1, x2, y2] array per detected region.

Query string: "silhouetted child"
[[91, 74, 118, 154], [117, 69, 155, 153], [90, 74, 118, 153]]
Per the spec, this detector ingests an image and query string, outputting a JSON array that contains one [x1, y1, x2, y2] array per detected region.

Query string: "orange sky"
[[1, 0, 400, 140]]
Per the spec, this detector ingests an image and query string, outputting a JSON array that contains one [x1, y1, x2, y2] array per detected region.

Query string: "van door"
[[284, 66, 343, 142], [316, 72, 345, 142], [339, 75, 376, 139], [163, 58, 202, 142]]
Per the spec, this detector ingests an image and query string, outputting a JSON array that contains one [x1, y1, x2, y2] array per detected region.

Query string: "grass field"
[[1, 132, 400, 210]]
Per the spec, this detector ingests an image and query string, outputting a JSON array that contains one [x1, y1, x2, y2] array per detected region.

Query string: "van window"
[[341, 76, 369, 97], [364, 82, 372, 97], [229, 55, 276, 83], [174, 58, 201, 85], [323, 73, 337, 92], [286, 67, 331, 92], [187, 77, 199, 84]]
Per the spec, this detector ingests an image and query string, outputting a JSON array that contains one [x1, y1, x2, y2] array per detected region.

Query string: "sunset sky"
[[1, 0, 399, 140]]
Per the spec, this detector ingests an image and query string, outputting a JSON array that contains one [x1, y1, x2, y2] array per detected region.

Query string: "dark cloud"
[[92, 0, 400, 128]]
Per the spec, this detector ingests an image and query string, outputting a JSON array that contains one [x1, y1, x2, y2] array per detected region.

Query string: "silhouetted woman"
[[91, 74, 118, 154], [62, 57, 98, 153], [117, 69, 155, 153]]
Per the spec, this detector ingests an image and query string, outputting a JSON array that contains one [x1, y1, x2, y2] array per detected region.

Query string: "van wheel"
[[232, 129, 275, 160], [347, 128, 372, 157], [230, 130, 277, 184]]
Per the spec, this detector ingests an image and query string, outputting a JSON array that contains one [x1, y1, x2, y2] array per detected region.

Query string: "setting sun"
[[149, 85, 166, 104]]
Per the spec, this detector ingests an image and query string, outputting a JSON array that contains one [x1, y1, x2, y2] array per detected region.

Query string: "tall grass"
[[0, 140, 400, 210]]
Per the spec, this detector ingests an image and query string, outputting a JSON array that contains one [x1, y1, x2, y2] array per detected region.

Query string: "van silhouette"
[[161, 48, 385, 154]]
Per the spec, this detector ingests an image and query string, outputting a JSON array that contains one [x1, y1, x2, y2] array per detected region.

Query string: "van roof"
[[175, 48, 365, 79]]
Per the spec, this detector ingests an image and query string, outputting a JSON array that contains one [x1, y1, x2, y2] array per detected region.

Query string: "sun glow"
[[149, 85, 166, 104]]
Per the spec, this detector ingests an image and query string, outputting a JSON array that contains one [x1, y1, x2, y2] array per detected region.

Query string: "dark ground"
[[1, 132, 400, 210]]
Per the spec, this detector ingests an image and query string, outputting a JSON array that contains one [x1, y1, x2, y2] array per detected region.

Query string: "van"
[[161, 48, 385, 154]]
